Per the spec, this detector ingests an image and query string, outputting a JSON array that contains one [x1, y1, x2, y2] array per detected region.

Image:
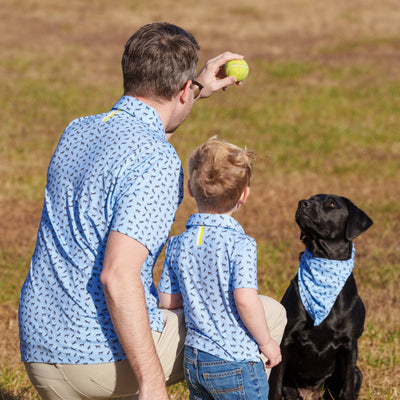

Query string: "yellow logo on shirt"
[[102, 109, 121, 122], [196, 226, 204, 246]]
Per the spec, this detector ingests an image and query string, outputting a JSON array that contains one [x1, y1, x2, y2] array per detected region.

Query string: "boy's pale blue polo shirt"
[[18, 96, 183, 364], [158, 213, 260, 362]]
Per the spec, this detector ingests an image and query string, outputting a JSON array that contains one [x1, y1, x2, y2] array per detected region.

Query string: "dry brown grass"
[[1, 0, 399, 398]]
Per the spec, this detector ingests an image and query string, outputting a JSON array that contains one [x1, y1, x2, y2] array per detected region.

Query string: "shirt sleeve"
[[158, 239, 181, 294], [231, 236, 258, 290], [110, 149, 183, 256]]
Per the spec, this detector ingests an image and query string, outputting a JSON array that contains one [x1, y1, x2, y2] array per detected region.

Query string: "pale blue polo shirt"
[[158, 213, 261, 362], [18, 96, 183, 364]]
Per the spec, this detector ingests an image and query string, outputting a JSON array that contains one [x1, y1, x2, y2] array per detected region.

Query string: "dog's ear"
[[345, 199, 373, 240]]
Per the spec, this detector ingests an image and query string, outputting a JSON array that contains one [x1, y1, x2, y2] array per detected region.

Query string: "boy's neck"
[[197, 207, 236, 217]]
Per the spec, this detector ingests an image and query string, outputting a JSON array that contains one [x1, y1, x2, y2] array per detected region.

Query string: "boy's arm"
[[158, 241, 183, 309], [158, 290, 183, 309], [234, 287, 281, 368]]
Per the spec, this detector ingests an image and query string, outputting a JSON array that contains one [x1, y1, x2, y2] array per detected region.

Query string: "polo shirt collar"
[[186, 213, 245, 234], [111, 95, 166, 140]]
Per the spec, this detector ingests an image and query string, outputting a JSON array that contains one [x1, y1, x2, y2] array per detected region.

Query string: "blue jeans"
[[183, 346, 269, 400]]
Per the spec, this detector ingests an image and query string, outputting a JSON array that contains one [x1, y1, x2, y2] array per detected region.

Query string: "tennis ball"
[[224, 59, 249, 82]]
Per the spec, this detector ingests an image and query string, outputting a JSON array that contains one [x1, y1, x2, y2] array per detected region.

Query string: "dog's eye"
[[327, 201, 336, 208]]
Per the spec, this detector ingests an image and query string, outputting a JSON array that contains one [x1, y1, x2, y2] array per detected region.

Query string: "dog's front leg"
[[327, 342, 360, 400]]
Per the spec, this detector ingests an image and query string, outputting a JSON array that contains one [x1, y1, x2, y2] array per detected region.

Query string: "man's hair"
[[189, 137, 255, 213], [122, 22, 200, 100]]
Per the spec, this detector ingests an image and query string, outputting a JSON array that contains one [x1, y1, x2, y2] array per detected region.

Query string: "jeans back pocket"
[[203, 368, 245, 399]]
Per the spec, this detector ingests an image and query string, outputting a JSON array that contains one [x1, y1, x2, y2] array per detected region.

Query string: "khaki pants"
[[24, 296, 286, 400]]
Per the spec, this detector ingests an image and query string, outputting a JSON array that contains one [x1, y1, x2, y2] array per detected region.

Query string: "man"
[[18, 22, 286, 400]]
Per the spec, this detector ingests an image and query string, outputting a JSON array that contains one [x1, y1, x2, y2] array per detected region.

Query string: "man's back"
[[19, 95, 183, 364]]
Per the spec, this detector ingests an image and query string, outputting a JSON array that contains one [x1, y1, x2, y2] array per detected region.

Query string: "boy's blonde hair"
[[188, 137, 255, 213]]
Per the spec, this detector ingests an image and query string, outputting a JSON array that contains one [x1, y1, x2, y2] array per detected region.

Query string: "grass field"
[[1, 0, 399, 398]]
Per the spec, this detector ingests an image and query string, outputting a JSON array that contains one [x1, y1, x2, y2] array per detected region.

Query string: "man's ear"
[[187, 179, 194, 198], [180, 80, 192, 104]]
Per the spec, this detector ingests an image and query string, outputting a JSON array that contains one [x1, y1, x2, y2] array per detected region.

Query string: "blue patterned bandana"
[[298, 245, 355, 326]]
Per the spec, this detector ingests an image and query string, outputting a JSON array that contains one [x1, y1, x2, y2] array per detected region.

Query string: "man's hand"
[[196, 51, 245, 98]]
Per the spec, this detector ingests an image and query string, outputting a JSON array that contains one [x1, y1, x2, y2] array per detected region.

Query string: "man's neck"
[[127, 94, 174, 139]]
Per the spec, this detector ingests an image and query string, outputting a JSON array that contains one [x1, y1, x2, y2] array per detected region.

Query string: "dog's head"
[[295, 194, 373, 260]]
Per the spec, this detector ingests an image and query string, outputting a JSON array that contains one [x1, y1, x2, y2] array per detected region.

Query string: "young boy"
[[158, 137, 281, 399]]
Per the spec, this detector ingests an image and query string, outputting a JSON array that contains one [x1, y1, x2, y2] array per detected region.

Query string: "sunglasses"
[[190, 80, 204, 100]]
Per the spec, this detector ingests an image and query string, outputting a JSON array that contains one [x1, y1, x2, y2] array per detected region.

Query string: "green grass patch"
[[0, 252, 30, 306], [268, 61, 317, 79], [0, 364, 33, 400]]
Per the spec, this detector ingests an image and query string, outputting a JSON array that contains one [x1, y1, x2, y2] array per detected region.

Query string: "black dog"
[[269, 194, 373, 400]]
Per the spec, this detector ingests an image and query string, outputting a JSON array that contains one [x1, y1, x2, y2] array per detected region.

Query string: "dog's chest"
[[286, 281, 359, 362], [288, 326, 341, 381], [297, 249, 355, 326], [295, 323, 340, 354]]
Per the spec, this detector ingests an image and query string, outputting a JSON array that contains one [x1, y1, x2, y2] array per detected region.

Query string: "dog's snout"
[[299, 199, 311, 209]]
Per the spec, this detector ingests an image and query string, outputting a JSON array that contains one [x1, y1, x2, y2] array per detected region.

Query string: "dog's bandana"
[[298, 245, 355, 326]]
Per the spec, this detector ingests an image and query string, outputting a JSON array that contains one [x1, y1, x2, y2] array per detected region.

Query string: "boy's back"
[[159, 213, 260, 361]]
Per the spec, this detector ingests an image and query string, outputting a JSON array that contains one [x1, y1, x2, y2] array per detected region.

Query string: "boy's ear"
[[187, 179, 194, 197], [238, 186, 250, 206]]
